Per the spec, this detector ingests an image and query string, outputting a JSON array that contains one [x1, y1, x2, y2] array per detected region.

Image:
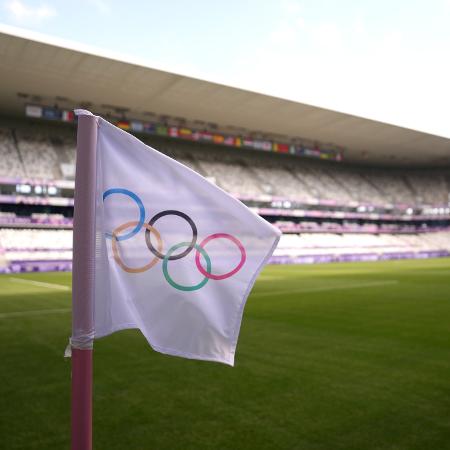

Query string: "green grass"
[[1, 258, 450, 450]]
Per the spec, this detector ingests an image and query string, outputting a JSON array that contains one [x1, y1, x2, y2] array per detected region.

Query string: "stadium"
[[1, 27, 450, 450]]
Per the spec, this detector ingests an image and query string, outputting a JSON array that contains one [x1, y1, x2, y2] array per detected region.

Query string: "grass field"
[[1, 258, 450, 450]]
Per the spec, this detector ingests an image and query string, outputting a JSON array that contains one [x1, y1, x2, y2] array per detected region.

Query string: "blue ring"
[[103, 188, 145, 241]]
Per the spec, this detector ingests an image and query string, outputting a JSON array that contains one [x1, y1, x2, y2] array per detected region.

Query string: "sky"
[[1, 0, 449, 138]]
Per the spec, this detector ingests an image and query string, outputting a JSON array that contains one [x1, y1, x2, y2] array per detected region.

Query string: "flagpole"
[[71, 111, 98, 450]]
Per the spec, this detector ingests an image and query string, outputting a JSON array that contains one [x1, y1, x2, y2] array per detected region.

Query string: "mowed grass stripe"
[[252, 279, 398, 297], [0, 308, 71, 319]]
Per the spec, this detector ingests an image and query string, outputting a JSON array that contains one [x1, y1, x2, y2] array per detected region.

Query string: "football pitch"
[[1, 258, 449, 450]]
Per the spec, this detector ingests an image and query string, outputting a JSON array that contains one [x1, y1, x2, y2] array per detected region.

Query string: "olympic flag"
[[70, 110, 281, 449]]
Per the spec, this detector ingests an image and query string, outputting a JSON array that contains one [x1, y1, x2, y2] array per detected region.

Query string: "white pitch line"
[[0, 308, 71, 319], [8, 277, 70, 291], [253, 280, 398, 297]]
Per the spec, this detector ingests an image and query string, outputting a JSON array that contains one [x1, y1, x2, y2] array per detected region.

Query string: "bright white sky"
[[1, 0, 450, 138]]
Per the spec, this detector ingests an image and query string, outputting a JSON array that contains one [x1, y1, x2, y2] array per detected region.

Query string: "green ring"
[[163, 242, 211, 291]]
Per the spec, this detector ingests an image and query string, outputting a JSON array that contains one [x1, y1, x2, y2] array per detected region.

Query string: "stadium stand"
[[0, 121, 74, 180], [0, 118, 449, 272], [273, 231, 450, 260], [1, 120, 448, 207], [1, 227, 448, 270], [0, 126, 24, 177], [0, 228, 72, 265], [0, 212, 72, 226], [406, 171, 449, 205]]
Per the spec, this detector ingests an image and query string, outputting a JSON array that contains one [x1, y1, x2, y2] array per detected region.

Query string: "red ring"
[[195, 233, 246, 280]]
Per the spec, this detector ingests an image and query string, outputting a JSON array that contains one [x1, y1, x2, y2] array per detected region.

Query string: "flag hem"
[[94, 322, 138, 339], [228, 230, 281, 365], [95, 324, 236, 365]]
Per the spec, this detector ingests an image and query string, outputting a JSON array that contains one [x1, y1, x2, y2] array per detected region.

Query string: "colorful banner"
[[24, 104, 343, 161]]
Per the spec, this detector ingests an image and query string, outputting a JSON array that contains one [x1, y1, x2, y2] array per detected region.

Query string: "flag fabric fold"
[[86, 113, 280, 365]]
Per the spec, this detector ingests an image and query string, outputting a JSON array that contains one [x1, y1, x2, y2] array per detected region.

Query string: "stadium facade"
[[0, 27, 449, 273]]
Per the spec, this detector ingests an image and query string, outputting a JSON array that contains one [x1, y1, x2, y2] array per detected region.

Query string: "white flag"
[[93, 115, 281, 365]]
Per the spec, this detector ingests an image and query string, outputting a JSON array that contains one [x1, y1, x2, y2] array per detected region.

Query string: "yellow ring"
[[112, 221, 163, 273]]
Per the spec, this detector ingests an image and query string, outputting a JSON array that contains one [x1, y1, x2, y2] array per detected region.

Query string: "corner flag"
[[73, 110, 280, 364], [69, 109, 280, 448]]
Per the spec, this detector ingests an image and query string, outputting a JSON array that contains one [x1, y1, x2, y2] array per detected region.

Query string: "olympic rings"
[[103, 188, 145, 241], [103, 187, 246, 290], [145, 210, 197, 260], [163, 242, 211, 291], [195, 233, 246, 280], [112, 221, 163, 273]]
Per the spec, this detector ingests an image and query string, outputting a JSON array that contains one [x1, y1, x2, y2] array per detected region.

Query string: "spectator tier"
[[0, 119, 449, 207]]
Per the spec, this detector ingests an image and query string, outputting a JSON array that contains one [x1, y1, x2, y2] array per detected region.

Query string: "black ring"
[[145, 210, 198, 260]]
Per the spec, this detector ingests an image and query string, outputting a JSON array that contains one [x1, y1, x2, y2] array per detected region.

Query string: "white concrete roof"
[[1, 25, 449, 167]]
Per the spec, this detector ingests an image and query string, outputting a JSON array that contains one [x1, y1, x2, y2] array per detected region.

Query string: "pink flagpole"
[[71, 112, 98, 450]]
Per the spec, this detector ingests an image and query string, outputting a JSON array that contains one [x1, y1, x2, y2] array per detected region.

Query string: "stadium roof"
[[1, 26, 449, 167]]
